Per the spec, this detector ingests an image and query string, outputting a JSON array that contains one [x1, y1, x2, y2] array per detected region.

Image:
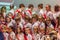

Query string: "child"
[[6, 17, 14, 27], [14, 16, 23, 29], [16, 27, 24, 40], [24, 27, 33, 40], [2, 25, 9, 40], [15, 4, 25, 18], [26, 4, 34, 18], [9, 4, 15, 15], [46, 17, 54, 29], [39, 26, 45, 40], [32, 26, 40, 40], [38, 4, 44, 16], [44, 4, 54, 20], [38, 16, 45, 29], [8, 26, 16, 40], [23, 16, 32, 28], [32, 14, 39, 29], [7, 12, 14, 19]]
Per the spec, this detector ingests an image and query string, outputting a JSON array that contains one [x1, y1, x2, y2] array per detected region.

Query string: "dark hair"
[[10, 4, 14, 9], [19, 4, 25, 8], [28, 4, 34, 8], [54, 5, 59, 12], [38, 3, 43, 9]]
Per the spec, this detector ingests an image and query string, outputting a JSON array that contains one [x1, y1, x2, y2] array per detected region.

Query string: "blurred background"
[[0, 0, 60, 11]]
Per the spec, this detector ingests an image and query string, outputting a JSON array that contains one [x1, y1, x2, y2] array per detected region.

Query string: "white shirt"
[[15, 9, 25, 17], [39, 9, 44, 16], [24, 22, 32, 28], [39, 22, 45, 29], [18, 22, 23, 29], [33, 33, 40, 40], [48, 23, 54, 29], [27, 34, 32, 40], [16, 33, 24, 40], [7, 19, 15, 27], [3, 32, 9, 40], [32, 21, 39, 29], [53, 12, 60, 19], [45, 11, 54, 19], [9, 32, 16, 40], [9, 9, 15, 15], [26, 9, 32, 18]]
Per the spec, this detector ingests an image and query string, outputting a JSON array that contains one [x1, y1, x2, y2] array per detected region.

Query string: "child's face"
[[8, 13, 13, 19], [39, 19, 42, 22], [2, 26, 7, 32], [39, 28, 45, 34], [33, 27, 38, 33], [0, 17, 4, 22], [45, 5, 50, 11], [31, 7, 34, 11], [17, 28, 21, 33], [8, 28, 12, 33], [32, 18, 36, 23], [6, 17, 11, 22], [25, 28, 30, 34], [21, 7, 25, 11]]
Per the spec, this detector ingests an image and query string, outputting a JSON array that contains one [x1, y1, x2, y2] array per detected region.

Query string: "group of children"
[[0, 3, 60, 40]]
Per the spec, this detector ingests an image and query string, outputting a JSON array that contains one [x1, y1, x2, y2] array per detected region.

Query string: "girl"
[[6, 17, 14, 27], [8, 26, 16, 40], [32, 14, 39, 29], [24, 27, 33, 40], [32, 26, 40, 40], [38, 16, 45, 29], [16, 27, 24, 40], [0, 16, 5, 26], [39, 27, 45, 40], [23, 16, 32, 28]]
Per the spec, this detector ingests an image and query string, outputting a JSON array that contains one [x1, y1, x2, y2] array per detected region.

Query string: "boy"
[[26, 4, 34, 18], [15, 4, 25, 18]]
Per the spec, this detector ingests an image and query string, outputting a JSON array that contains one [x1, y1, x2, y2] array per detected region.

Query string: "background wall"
[[14, 0, 60, 8], [0, 0, 60, 10]]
